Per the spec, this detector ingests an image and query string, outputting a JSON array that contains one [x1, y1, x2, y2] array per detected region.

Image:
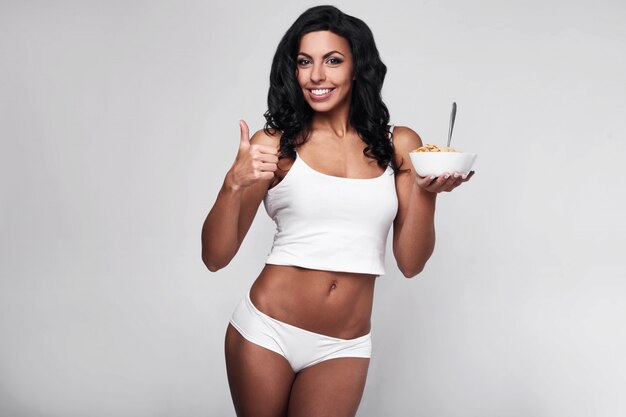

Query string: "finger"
[[444, 175, 462, 191], [445, 176, 463, 192], [438, 173, 454, 187], [258, 154, 279, 164], [416, 174, 437, 188], [424, 176, 445, 193], [253, 144, 279, 155], [462, 170, 475, 182], [239, 120, 250, 148], [259, 162, 278, 172], [429, 173, 454, 193], [448, 172, 463, 191], [426, 174, 448, 190], [452, 173, 464, 185]]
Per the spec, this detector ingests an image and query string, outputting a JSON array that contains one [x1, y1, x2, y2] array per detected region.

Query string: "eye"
[[297, 58, 311, 66], [326, 57, 343, 65]]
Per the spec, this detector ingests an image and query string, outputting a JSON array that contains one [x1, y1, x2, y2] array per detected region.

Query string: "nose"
[[310, 63, 326, 83]]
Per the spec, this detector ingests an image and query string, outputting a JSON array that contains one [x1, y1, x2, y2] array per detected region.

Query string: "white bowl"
[[409, 152, 477, 177]]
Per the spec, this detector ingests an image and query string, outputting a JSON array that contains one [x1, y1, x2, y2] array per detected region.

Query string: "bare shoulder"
[[392, 125, 423, 155], [249, 127, 281, 148]]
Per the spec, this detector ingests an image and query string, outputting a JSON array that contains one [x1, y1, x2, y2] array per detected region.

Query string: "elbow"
[[396, 256, 428, 278], [205, 262, 221, 273], [394, 245, 434, 278], [203, 259, 226, 273], [201, 252, 229, 273], [399, 264, 425, 279], [201, 239, 238, 273]]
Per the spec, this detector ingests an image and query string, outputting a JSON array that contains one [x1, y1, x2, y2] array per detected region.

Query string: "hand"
[[226, 120, 279, 190], [415, 171, 474, 193]]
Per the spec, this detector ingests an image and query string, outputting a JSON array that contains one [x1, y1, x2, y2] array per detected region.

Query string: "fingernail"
[[430, 176, 436, 180], [462, 173, 468, 180], [453, 173, 460, 178], [444, 174, 450, 180]]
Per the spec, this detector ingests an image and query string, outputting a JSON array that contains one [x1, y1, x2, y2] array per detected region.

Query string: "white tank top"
[[263, 129, 398, 275]]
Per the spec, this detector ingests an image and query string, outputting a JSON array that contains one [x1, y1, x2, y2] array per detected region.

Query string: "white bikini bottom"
[[229, 290, 372, 373]]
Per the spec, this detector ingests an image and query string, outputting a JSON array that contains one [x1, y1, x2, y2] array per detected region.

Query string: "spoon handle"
[[447, 102, 457, 148]]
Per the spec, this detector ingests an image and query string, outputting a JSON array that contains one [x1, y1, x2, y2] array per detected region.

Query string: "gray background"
[[1, 0, 625, 416]]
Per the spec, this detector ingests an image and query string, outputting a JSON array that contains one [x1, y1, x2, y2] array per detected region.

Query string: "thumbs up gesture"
[[226, 120, 279, 190]]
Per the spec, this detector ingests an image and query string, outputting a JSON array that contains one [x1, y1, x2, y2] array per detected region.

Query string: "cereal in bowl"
[[413, 144, 459, 153]]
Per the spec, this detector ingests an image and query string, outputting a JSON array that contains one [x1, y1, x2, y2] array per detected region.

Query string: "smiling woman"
[[200, 4, 473, 417], [296, 32, 354, 111]]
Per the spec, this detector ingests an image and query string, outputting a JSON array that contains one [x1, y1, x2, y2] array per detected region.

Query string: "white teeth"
[[310, 88, 332, 95]]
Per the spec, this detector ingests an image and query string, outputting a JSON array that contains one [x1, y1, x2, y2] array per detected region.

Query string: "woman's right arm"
[[201, 120, 279, 272]]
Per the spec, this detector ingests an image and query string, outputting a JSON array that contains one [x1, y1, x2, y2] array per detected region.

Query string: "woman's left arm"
[[391, 126, 473, 278]]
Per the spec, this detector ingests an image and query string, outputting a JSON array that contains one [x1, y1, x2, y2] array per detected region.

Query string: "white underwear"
[[229, 290, 372, 373]]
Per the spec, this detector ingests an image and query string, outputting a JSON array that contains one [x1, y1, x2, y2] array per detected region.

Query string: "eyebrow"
[[296, 50, 345, 59]]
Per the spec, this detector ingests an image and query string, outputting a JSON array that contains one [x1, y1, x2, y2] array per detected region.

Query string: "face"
[[296, 31, 355, 113]]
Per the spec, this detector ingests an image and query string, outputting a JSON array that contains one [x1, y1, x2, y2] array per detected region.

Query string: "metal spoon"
[[447, 102, 457, 148]]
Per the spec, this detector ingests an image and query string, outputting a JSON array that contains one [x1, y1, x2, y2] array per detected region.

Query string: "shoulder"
[[250, 127, 281, 147], [391, 125, 423, 155]]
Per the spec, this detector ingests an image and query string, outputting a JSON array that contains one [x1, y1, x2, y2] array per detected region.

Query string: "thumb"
[[239, 119, 250, 148]]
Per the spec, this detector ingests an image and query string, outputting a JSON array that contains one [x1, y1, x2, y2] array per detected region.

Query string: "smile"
[[307, 88, 335, 101], [310, 88, 334, 95]]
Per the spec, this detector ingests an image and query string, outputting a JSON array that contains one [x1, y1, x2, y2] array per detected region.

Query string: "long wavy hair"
[[263, 5, 398, 172]]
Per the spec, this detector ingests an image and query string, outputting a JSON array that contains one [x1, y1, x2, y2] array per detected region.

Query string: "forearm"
[[201, 175, 244, 271], [393, 182, 437, 277]]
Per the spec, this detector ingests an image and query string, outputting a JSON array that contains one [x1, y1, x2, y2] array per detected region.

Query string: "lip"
[[307, 88, 335, 102]]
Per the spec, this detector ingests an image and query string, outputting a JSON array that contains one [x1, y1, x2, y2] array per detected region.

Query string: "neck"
[[310, 102, 353, 138]]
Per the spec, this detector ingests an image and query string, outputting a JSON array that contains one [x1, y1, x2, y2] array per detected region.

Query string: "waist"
[[249, 265, 376, 339]]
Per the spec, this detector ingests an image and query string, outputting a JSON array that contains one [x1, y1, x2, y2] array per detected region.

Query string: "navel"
[[329, 280, 338, 292]]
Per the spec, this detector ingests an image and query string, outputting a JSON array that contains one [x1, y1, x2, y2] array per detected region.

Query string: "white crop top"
[[263, 128, 398, 275]]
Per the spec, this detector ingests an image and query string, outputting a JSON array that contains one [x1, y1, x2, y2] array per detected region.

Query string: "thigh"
[[287, 357, 370, 417], [225, 323, 296, 417]]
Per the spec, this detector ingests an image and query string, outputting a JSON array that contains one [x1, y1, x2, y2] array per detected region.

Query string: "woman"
[[202, 5, 473, 417]]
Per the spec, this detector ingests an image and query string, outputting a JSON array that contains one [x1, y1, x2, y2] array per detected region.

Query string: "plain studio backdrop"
[[1, 0, 625, 416]]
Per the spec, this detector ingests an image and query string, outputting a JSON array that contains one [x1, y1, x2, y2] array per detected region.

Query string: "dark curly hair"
[[263, 5, 397, 172]]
